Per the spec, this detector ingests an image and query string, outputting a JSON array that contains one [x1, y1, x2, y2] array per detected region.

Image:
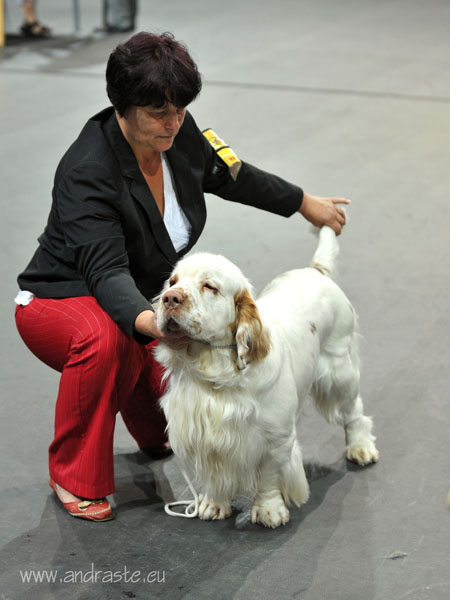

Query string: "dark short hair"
[[106, 32, 202, 116]]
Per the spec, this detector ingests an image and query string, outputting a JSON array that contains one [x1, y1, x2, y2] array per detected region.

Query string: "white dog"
[[154, 227, 379, 528]]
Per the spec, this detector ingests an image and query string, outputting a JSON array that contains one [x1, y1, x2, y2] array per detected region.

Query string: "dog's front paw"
[[198, 496, 232, 520], [251, 500, 290, 528], [347, 441, 379, 466]]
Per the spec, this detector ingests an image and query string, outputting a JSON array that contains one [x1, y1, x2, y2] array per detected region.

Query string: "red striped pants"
[[15, 296, 167, 499]]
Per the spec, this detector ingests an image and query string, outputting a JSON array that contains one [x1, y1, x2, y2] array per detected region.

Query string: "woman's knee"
[[73, 309, 139, 368], [15, 297, 141, 373]]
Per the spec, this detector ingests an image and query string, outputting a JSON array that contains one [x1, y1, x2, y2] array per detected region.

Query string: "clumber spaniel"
[[154, 227, 379, 528]]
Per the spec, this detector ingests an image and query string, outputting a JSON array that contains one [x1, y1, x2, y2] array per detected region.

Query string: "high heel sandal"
[[21, 21, 51, 38]]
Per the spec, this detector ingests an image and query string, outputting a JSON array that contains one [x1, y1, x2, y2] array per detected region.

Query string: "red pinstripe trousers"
[[15, 296, 167, 499]]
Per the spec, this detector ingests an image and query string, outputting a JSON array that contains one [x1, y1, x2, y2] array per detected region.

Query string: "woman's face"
[[122, 103, 187, 154]]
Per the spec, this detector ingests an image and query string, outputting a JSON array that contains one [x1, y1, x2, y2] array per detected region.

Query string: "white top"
[[15, 153, 191, 306], [162, 153, 192, 252]]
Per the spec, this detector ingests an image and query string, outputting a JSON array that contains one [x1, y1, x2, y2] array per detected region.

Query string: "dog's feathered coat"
[[155, 227, 379, 527]]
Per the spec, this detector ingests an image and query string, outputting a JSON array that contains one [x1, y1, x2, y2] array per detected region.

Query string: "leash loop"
[[164, 468, 201, 519]]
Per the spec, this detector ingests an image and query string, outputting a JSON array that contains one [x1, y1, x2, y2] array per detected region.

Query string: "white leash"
[[164, 468, 201, 518]]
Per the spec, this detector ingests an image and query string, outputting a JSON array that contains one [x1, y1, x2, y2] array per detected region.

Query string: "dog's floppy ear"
[[231, 289, 270, 371]]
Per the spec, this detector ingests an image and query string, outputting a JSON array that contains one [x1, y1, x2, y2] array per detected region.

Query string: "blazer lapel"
[[130, 176, 179, 264], [104, 111, 178, 265]]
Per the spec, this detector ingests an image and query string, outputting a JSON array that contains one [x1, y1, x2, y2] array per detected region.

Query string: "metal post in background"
[[72, 0, 81, 33], [0, 0, 5, 47]]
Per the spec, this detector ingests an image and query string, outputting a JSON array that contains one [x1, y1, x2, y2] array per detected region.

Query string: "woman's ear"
[[231, 289, 270, 370]]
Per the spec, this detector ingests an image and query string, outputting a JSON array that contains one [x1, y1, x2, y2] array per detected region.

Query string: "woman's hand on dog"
[[299, 192, 350, 235], [135, 310, 192, 349]]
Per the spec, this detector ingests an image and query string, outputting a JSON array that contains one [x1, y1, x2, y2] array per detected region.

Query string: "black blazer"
[[18, 107, 302, 343]]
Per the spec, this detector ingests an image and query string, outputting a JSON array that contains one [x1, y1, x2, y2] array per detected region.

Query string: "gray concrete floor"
[[1, 1, 450, 598]]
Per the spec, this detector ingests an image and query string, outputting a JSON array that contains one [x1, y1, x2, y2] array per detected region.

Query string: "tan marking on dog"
[[310, 263, 330, 276], [230, 289, 271, 364]]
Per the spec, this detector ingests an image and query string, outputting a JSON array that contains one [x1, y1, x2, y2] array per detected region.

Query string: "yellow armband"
[[202, 128, 242, 181]]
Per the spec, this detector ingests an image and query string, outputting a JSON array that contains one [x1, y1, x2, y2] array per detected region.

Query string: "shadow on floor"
[[1, 30, 131, 70], [0, 454, 350, 599]]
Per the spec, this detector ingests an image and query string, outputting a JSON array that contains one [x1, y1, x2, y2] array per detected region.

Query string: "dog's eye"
[[203, 282, 219, 293], [169, 277, 178, 287]]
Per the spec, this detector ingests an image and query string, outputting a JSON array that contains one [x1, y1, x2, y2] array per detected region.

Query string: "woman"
[[15, 32, 348, 521]]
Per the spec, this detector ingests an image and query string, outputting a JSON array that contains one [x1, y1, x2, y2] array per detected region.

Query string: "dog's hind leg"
[[336, 350, 379, 466], [342, 395, 379, 466], [313, 347, 379, 466]]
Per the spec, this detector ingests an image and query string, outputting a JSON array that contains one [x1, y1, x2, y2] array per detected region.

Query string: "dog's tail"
[[310, 225, 339, 278]]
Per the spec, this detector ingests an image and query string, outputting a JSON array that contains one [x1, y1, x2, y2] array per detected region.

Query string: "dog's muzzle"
[[161, 288, 186, 333]]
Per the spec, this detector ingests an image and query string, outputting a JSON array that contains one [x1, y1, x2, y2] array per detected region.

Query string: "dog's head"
[[155, 252, 270, 370]]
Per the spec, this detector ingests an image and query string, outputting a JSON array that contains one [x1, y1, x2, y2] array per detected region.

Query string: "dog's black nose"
[[162, 289, 185, 310]]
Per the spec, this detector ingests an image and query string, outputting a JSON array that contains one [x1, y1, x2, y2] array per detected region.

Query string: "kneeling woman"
[[15, 32, 348, 521]]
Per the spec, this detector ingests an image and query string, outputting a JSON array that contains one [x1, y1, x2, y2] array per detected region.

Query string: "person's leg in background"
[[19, 0, 51, 37]]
